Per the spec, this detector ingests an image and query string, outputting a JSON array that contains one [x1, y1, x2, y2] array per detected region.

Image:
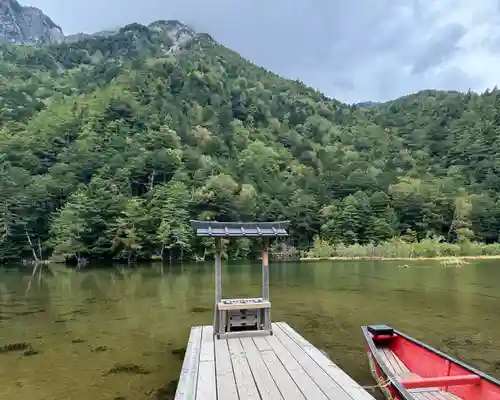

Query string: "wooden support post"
[[214, 237, 222, 336], [262, 237, 269, 300], [262, 237, 271, 331]]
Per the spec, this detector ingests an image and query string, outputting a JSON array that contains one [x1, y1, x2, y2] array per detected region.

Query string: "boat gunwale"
[[361, 325, 500, 399], [361, 326, 414, 399], [392, 327, 500, 387]]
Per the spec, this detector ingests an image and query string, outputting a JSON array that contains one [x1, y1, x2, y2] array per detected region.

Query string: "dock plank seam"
[[275, 323, 374, 400], [251, 339, 285, 400], [238, 338, 265, 400], [175, 326, 203, 400], [248, 337, 286, 399], [213, 327, 218, 400], [193, 326, 203, 399], [227, 337, 261, 399], [259, 336, 308, 399], [271, 324, 348, 399], [227, 339, 244, 400], [263, 333, 329, 400], [241, 337, 284, 400], [244, 356, 263, 400], [216, 337, 240, 400], [196, 326, 217, 400], [275, 323, 364, 398], [227, 339, 241, 400]]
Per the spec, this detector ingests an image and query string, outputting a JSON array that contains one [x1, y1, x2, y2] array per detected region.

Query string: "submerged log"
[[0, 342, 31, 354], [105, 364, 150, 375]]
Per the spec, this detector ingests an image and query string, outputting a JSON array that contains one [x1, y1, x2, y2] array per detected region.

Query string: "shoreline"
[[299, 255, 500, 261]]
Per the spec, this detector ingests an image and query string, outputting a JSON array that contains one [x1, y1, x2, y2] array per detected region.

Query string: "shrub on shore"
[[304, 236, 500, 260]]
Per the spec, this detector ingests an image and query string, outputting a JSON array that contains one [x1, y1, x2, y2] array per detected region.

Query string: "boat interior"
[[377, 346, 461, 400], [366, 325, 494, 400]]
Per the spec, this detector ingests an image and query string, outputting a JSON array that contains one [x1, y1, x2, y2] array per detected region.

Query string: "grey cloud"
[[23, 0, 500, 102], [331, 77, 355, 91], [486, 35, 500, 52], [411, 23, 466, 74]]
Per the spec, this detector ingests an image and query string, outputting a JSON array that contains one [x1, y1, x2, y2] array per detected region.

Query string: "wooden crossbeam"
[[401, 374, 481, 389]]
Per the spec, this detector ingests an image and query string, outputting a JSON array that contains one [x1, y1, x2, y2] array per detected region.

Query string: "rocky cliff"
[[0, 0, 64, 45], [66, 20, 198, 53]]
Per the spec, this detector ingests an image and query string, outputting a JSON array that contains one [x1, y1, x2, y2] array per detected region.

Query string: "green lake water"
[[1, 260, 500, 400]]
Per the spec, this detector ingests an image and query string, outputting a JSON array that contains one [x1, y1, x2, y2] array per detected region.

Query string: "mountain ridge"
[[0, 0, 470, 106], [0, 0, 63, 44], [0, 0, 202, 53], [2, 3, 500, 264]]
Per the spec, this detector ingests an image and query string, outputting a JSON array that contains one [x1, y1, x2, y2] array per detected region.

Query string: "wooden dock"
[[174, 321, 375, 400]]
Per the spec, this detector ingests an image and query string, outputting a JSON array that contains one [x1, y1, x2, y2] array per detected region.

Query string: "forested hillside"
[[1, 20, 500, 264]]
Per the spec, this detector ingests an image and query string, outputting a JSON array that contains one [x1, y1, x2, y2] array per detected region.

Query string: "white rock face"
[[149, 20, 196, 54], [0, 0, 64, 45]]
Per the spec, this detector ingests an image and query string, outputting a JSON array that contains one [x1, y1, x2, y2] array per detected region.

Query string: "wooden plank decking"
[[174, 322, 375, 400]]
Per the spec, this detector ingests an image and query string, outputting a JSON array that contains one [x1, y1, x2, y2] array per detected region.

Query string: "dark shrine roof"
[[190, 220, 290, 237]]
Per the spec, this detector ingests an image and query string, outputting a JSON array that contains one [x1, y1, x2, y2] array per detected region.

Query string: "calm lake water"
[[1, 260, 500, 400]]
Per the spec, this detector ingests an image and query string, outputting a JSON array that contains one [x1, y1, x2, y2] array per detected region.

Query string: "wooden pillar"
[[214, 237, 222, 336], [215, 237, 222, 303], [262, 237, 269, 300], [262, 237, 271, 331]]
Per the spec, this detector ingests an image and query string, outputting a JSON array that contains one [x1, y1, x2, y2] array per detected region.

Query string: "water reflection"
[[0, 260, 499, 399]]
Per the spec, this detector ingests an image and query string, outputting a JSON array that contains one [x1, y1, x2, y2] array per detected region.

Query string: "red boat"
[[361, 324, 500, 400]]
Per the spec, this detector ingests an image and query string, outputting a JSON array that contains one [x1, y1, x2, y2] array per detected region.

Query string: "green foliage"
[[151, 181, 192, 260], [305, 237, 336, 259], [2, 22, 500, 264], [305, 237, 500, 259]]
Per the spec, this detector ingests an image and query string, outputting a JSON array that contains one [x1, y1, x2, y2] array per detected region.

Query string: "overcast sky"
[[25, 0, 500, 103]]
